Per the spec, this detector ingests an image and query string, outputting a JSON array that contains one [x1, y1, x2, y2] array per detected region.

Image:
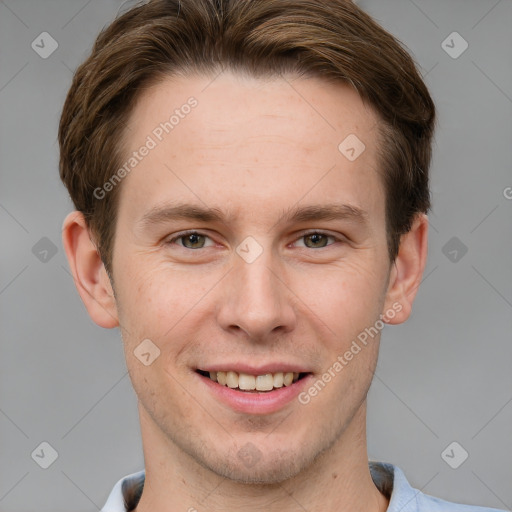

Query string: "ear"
[[61, 211, 119, 329], [382, 213, 429, 325]]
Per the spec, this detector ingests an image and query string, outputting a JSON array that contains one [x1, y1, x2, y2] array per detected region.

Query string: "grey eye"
[[303, 233, 330, 248], [180, 233, 207, 249]]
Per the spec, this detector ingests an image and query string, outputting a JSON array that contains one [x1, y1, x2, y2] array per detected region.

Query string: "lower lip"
[[197, 372, 313, 415]]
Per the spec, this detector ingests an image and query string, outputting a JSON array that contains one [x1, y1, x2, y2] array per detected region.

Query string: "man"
[[58, 0, 505, 510]]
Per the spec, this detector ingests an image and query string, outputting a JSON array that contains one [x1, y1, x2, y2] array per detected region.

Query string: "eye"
[[166, 231, 215, 249], [294, 231, 340, 249]]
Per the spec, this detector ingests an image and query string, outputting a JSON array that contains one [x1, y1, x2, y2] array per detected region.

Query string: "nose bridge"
[[218, 241, 296, 339]]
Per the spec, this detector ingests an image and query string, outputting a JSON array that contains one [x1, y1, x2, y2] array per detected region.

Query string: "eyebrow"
[[136, 202, 369, 232], [279, 203, 369, 226]]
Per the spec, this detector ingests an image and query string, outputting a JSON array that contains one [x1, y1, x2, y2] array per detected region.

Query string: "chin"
[[208, 450, 310, 485], [191, 432, 329, 486]]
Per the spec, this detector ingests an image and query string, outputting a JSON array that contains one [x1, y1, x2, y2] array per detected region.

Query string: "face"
[[110, 71, 396, 484]]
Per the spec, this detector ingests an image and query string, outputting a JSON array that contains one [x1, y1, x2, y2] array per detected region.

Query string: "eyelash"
[[165, 230, 343, 250]]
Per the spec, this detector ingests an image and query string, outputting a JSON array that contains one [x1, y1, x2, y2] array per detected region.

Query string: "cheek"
[[115, 262, 184, 335], [296, 259, 386, 330], [116, 262, 219, 376]]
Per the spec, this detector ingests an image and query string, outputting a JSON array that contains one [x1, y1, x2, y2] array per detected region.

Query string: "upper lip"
[[197, 363, 311, 375]]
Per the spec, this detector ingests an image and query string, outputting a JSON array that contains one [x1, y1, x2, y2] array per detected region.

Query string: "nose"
[[216, 247, 297, 341]]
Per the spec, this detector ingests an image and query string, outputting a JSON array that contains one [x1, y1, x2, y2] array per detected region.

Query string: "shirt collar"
[[102, 461, 418, 512]]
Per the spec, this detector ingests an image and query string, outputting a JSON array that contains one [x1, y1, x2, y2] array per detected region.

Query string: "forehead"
[[116, 71, 384, 229]]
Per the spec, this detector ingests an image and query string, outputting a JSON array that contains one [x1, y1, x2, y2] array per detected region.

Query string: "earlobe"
[[61, 211, 119, 329], [382, 213, 429, 325]]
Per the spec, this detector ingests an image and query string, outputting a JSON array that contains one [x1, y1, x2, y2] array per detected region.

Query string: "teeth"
[[239, 373, 256, 390], [283, 372, 294, 386], [256, 374, 274, 391], [273, 372, 284, 388], [204, 371, 303, 391], [226, 371, 238, 388]]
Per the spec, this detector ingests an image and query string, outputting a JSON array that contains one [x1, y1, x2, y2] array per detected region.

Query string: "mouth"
[[196, 369, 310, 393]]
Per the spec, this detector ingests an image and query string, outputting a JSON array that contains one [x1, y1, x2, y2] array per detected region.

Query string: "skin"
[[62, 70, 428, 512]]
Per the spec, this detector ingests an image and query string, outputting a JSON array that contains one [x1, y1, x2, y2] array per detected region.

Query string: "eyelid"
[[165, 229, 344, 249], [165, 229, 216, 247], [291, 229, 343, 248]]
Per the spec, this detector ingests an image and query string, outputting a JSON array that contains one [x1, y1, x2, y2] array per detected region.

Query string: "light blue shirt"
[[101, 461, 506, 511]]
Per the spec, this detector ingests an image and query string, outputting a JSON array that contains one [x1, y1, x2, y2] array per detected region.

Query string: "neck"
[[134, 401, 389, 512]]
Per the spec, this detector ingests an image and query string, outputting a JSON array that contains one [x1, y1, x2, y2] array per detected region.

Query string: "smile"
[[196, 370, 309, 392]]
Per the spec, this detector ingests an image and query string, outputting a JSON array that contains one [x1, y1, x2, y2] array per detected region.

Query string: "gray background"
[[1, 0, 511, 510]]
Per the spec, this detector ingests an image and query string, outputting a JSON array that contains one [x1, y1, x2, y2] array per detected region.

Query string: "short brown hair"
[[59, 0, 435, 277]]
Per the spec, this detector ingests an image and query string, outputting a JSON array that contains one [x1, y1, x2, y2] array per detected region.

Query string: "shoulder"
[[101, 470, 145, 512], [370, 462, 506, 512], [416, 491, 506, 512]]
